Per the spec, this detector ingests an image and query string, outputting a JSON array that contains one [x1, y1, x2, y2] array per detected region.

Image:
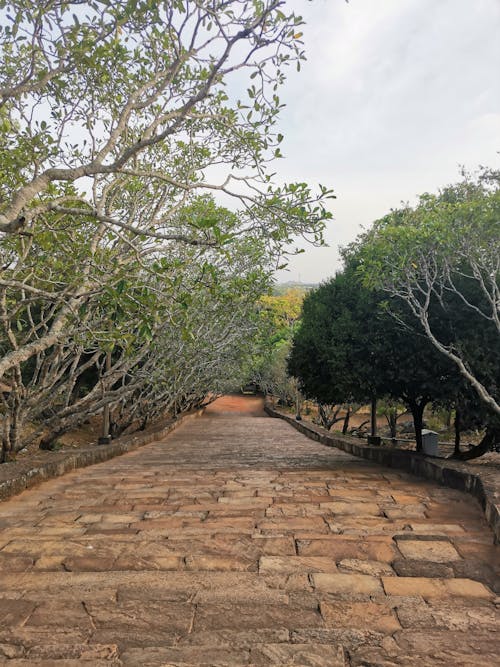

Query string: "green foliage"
[[288, 258, 462, 450], [0, 0, 333, 242], [0, 195, 273, 457], [356, 168, 500, 425], [246, 288, 307, 400], [0, 1, 336, 459]]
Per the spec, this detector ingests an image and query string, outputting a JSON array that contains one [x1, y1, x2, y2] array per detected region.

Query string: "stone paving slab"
[[266, 404, 500, 542], [0, 395, 499, 665]]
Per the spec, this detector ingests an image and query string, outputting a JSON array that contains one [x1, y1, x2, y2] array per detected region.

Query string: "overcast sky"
[[274, 0, 500, 284]]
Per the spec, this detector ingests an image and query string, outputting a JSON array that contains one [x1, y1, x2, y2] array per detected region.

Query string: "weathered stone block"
[[311, 572, 383, 595]]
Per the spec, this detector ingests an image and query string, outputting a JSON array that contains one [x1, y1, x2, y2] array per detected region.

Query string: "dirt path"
[[0, 396, 498, 665]]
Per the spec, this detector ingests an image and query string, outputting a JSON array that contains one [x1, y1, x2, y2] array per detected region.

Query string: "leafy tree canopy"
[[356, 169, 500, 423], [288, 256, 462, 450], [0, 1, 337, 460]]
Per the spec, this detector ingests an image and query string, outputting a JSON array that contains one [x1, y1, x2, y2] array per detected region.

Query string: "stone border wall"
[[0, 407, 206, 503], [265, 404, 500, 543]]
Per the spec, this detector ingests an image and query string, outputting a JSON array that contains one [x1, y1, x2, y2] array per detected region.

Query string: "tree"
[[0, 195, 275, 459], [358, 169, 500, 457], [288, 260, 461, 450], [377, 399, 407, 441], [0, 2, 336, 460], [0, 0, 334, 382], [250, 288, 306, 402], [0, 1, 330, 232]]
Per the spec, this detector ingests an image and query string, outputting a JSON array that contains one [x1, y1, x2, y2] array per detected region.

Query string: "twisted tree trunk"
[[452, 425, 499, 460]]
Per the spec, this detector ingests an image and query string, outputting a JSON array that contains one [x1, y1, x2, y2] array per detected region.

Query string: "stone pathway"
[[0, 395, 498, 666]]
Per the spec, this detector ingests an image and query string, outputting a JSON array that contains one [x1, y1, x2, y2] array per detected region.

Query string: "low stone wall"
[[265, 404, 500, 543], [0, 407, 206, 503]]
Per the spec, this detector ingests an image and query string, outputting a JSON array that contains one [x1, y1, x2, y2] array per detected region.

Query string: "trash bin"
[[421, 429, 439, 456]]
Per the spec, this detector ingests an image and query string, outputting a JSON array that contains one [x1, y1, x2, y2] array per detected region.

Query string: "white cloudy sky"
[[274, 0, 500, 283]]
